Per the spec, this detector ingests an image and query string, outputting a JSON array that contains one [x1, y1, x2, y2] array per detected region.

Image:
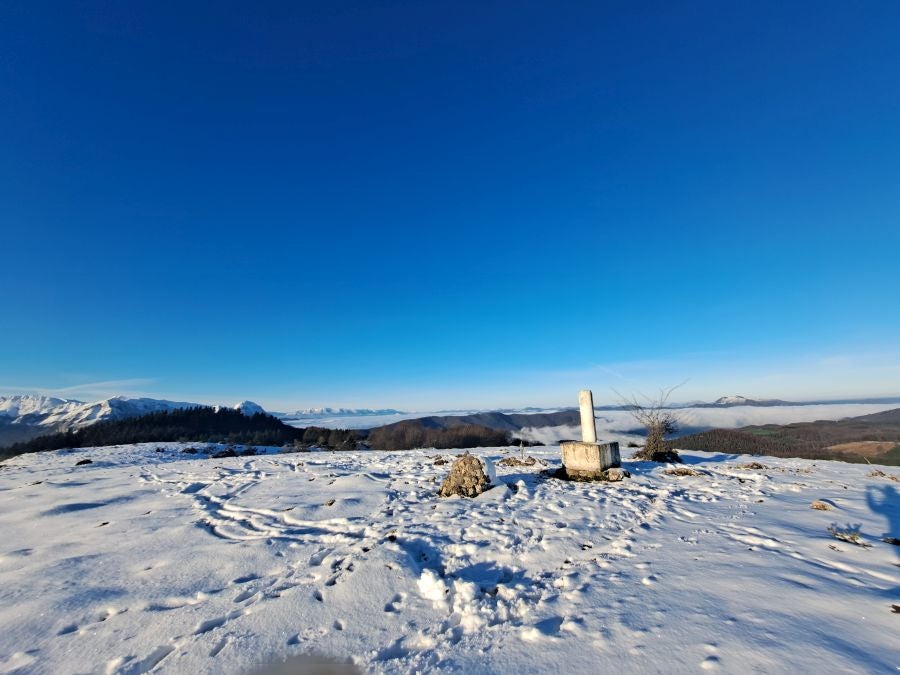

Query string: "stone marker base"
[[560, 440, 621, 480]]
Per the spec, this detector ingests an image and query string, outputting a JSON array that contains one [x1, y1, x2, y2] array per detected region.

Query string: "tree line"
[[668, 428, 900, 465], [366, 421, 525, 451], [1, 407, 359, 457], [0, 406, 530, 457]]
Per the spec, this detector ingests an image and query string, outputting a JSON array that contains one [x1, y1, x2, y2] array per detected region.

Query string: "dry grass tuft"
[[867, 469, 899, 482], [497, 456, 541, 467], [664, 466, 703, 477], [737, 462, 768, 470], [810, 500, 831, 511], [827, 524, 872, 548]]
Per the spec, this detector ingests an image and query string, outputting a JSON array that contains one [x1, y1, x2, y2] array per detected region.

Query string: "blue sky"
[[2, 1, 899, 411]]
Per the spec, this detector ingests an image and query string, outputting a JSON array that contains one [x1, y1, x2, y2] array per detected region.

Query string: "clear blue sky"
[[2, 1, 899, 411]]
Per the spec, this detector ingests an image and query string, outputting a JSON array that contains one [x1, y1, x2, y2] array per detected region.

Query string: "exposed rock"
[[212, 449, 238, 459], [438, 452, 491, 498], [602, 467, 629, 482], [433, 458, 448, 466], [738, 462, 768, 470], [75, 459, 92, 466], [181, 447, 199, 454]]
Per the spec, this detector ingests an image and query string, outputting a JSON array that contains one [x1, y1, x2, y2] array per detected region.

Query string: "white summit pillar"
[[578, 389, 597, 443], [560, 389, 622, 479]]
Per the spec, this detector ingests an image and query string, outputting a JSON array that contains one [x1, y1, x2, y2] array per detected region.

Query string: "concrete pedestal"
[[560, 440, 621, 479]]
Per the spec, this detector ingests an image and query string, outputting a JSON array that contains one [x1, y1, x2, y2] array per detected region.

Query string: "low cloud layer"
[[518, 402, 899, 446]]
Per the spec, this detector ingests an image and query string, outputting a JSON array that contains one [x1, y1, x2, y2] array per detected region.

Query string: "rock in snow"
[[438, 452, 492, 498]]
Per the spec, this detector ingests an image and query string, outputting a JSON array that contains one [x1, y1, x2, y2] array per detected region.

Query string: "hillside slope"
[[672, 408, 900, 465]]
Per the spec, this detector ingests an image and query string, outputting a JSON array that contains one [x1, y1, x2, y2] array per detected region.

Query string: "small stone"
[[438, 452, 491, 498], [602, 467, 630, 482], [324, 499, 336, 507]]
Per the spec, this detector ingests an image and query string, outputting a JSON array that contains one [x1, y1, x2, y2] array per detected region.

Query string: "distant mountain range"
[[280, 407, 407, 418], [4, 392, 900, 447], [0, 395, 268, 446], [692, 395, 795, 408]]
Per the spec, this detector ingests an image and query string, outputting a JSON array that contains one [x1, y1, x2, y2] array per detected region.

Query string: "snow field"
[[0, 443, 897, 673]]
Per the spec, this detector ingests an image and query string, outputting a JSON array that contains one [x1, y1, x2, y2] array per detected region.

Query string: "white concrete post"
[[578, 389, 597, 444]]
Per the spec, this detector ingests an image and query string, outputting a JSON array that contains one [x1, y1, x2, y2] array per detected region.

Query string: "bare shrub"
[[616, 385, 683, 463]]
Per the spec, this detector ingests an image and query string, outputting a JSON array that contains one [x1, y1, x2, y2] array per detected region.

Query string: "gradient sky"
[[2, 1, 899, 411]]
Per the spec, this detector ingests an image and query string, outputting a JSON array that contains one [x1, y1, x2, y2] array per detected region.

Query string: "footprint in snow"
[[384, 593, 406, 613]]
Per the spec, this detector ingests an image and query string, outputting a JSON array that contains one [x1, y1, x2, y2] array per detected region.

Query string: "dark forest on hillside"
[[367, 420, 523, 451], [669, 408, 900, 465], [0, 407, 359, 458], [0, 407, 530, 458]]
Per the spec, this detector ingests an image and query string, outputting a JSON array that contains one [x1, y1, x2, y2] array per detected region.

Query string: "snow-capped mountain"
[[0, 395, 199, 431], [288, 407, 407, 418], [715, 395, 754, 405], [0, 395, 81, 421], [707, 395, 793, 407], [233, 401, 266, 416], [0, 394, 273, 446]]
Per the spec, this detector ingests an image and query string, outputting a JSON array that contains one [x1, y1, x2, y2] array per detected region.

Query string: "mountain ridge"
[[0, 395, 268, 446]]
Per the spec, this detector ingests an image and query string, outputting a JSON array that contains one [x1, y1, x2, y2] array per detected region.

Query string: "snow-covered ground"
[[0, 444, 897, 674]]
